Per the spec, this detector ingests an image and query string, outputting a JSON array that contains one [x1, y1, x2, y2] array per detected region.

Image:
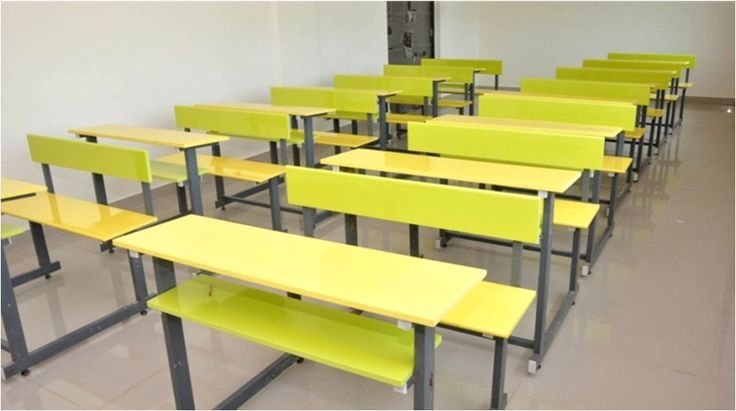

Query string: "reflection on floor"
[[2, 102, 734, 409]]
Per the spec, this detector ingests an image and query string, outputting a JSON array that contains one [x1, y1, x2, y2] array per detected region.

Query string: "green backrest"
[[175, 105, 291, 142], [608, 53, 697, 69], [421, 58, 503, 75], [583, 59, 682, 79], [556, 67, 673, 90], [407, 122, 604, 171], [334, 75, 434, 97], [286, 166, 542, 244], [271, 87, 378, 114], [478, 93, 636, 131], [27, 134, 152, 183], [383, 64, 475, 84], [520, 78, 651, 106]]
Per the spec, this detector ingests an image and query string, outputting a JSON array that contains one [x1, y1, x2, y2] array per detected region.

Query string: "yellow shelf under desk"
[[321, 149, 579, 194], [114, 215, 485, 327], [68, 124, 228, 149]]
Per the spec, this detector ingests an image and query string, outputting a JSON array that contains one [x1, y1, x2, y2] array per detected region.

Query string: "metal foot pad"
[[582, 264, 591, 277]]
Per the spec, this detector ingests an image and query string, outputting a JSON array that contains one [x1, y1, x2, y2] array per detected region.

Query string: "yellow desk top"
[[1, 177, 47, 201], [431, 115, 623, 138], [69, 125, 228, 149], [197, 102, 335, 118], [2, 192, 157, 242], [113, 215, 485, 327], [321, 149, 579, 194]]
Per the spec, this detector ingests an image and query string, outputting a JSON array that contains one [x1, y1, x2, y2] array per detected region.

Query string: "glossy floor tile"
[[2, 102, 734, 409]]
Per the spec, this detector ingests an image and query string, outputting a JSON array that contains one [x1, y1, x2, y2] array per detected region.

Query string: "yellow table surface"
[[197, 102, 335, 117], [113, 215, 485, 327], [1, 177, 47, 201], [321, 149, 579, 194], [431, 114, 622, 138], [69, 124, 228, 149]]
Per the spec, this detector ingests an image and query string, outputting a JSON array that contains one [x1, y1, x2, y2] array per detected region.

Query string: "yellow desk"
[[114, 214, 483, 409], [431, 114, 623, 137], [197, 101, 334, 118], [1, 177, 47, 201], [69, 124, 229, 215]]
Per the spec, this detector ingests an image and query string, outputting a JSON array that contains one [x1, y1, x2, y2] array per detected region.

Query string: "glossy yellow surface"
[[323, 112, 371, 122], [408, 121, 605, 171], [520, 78, 650, 106], [272, 87, 399, 115], [197, 101, 335, 117], [431, 114, 622, 137], [150, 160, 207, 183], [556, 67, 673, 90], [334, 75, 435, 97], [113, 215, 485, 327], [174, 106, 292, 142], [647, 108, 665, 118], [383, 64, 475, 84], [553, 200, 600, 229], [28, 134, 153, 183], [1, 177, 47, 201], [679, 82, 693, 89], [1, 222, 26, 240], [608, 52, 697, 69], [386, 113, 433, 124], [625, 127, 646, 140], [320, 149, 579, 193], [583, 59, 683, 79], [156, 153, 283, 184], [286, 166, 543, 244], [602, 156, 633, 174], [421, 58, 503, 75], [478, 93, 637, 131], [2, 192, 157, 242], [149, 275, 440, 387], [441, 281, 534, 338], [69, 124, 228, 149], [388, 96, 469, 109], [290, 130, 377, 148]]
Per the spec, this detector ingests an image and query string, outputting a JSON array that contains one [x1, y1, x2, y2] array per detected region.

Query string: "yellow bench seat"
[[624, 127, 646, 140], [387, 113, 433, 124], [678, 82, 693, 89], [291, 130, 377, 148], [553, 199, 599, 229], [1, 222, 26, 240], [647, 108, 665, 118], [156, 153, 284, 184], [388, 95, 471, 109], [150, 160, 207, 183], [438, 83, 488, 95], [1, 192, 157, 242], [650, 93, 679, 102], [441, 281, 535, 339], [148, 275, 440, 388], [603, 155, 633, 174]]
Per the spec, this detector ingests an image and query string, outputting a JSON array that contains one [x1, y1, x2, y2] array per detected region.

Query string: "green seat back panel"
[[383, 64, 475, 84], [271, 87, 377, 114], [407, 122, 604, 171], [27, 134, 152, 183], [608, 52, 697, 69], [421, 58, 503, 75], [286, 166, 542, 244], [556, 67, 673, 89], [1, 222, 26, 240], [521, 78, 651, 106], [335, 75, 433, 97], [478, 94, 636, 131], [174, 106, 291, 142], [583, 59, 682, 79], [149, 275, 440, 387]]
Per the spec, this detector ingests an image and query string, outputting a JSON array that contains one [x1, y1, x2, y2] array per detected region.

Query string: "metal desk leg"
[[10, 222, 62, 287], [490, 337, 508, 410], [345, 214, 358, 246], [432, 81, 440, 117], [378, 96, 389, 150], [584, 171, 602, 274], [413, 325, 435, 410], [211, 143, 226, 209], [268, 178, 283, 232], [529, 192, 554, 372], [511, 241, 522, 287], [409, 224, 420, 257], [184, 148, 204, 216], [1, 239, 30, 369], [302, 116, 317, 237]]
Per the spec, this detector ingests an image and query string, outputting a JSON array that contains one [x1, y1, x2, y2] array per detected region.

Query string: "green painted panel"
[[334, 75, 433, 97], [286, 166, 542, 244], [520, 78, 651, 106], [407, 121, 604, 171], [421, 58, 503, 75], [271, 87, 378, 114], [583, 59, 682, 79], [27, 134, 152, 183], [478, 93, 636, 131], [149, 275, 440, 388], [383, 64, 475, 83], [174, 106, 291, 142], [1, 222, 26, 240], [556, 67, 674, 90], [608, 52, 697, 69]]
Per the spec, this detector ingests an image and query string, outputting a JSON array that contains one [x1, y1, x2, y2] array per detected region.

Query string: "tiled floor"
[[2, 102, 734, 409]]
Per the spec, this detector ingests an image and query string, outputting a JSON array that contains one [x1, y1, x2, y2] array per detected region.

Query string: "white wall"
[[1, 1, 387, 202], [437, 1, 735, 98]]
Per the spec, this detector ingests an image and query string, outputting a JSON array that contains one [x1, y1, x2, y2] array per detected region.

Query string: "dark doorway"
[[387, 2, 435, 65]]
